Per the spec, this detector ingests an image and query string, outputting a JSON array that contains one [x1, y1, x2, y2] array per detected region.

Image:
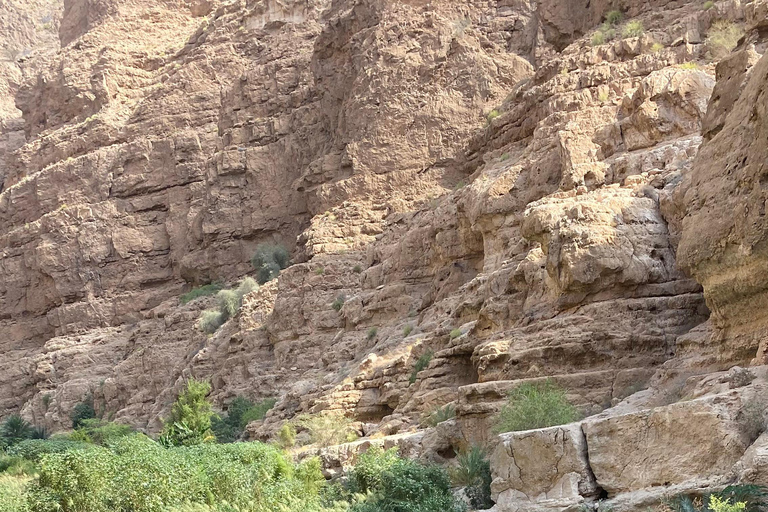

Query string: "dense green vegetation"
[[493, 379, 580, 433], [0, 380, 469, 512], [211, 396, 276, 443]]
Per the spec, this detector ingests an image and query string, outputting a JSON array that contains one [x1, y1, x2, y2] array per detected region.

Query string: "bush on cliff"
[[493, 379, 580, 433], [251, 244, 291, 284]]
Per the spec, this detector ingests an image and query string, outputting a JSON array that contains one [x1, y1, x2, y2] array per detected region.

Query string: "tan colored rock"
[[583, 392, 752, 494], [490, 423, 597, 512]]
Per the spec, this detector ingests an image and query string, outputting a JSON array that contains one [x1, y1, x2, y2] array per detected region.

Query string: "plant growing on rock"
[[622, 20, 644, 38], [332, 295, 345, 312], [703, 0, 715, 9], [295, 413, 358, 448], [705, 20, 744, 60], [159, 378, 215, 447], [666, 485, 768, 512], [403, 325, 413, 337], [366, 327, 378, 341], [198, 277, 259, 333], [179, 283, 222, 304], [212, 396, 276, 443], [422, 404, 456, 427], [409, 350, 434, 385], [450, 328, 462, 339], [251, 243, 291, 284], [452, 445, 493, 510], [493, 379, 580, 433]]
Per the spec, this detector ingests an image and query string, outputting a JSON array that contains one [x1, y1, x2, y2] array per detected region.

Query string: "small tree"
[[159, 378, 215, 446]]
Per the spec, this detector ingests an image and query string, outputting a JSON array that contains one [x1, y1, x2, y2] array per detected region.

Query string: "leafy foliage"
[[451, 446, 492, 510], [26, 436, 328, 512], [199, 278, 260, 333], [251, 244, 291, 284], [706, 20, 744, 60], [71, 419, 134, 446], [160, 379, 215, 447], [493, 379, 580, 433], [367, 327, 378, 341], [1, 417, 35, 448], [180, 283, 223, 305], [604, 9, 623, 25], [346, 447, 400, 495], [349, 457, 465, 512], [70, 396, 97, 429], [277, 423, 297, 449], [409, 350, 434, 385], [212, 397, 276, 443], [7, 439, 91, 462], [666, 485, 768, 512], [295, 413, 358, 448], [422, 404, 456, 427], [0, 475, 30, 512], [449, 329, 462, 339], [622, 20, 644, 38]]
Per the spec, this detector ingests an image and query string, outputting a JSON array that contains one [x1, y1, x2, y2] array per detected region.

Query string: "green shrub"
[[212, 396, 276, 443], [452, 446, 493, 510], [605, 9, 623, 25], [346, 447, 400, 495], [160, 379, 215, 447], [277, 423, 297, 449], [349, 457, 464, 512], [403, 325, 413, 337], [598, 89, 610, 102], [650, 42, 665, 52], [0, 455, 36, 477], [666, 485, 768, 512], [703, 0, 715, 9], [449, 328, 462, 339], [486, 110, 500, 124], [409, 350, 434, 385], [7, 439, 92, 462], [180, 283, 223, 305], [493, 379, 580, 433], [199, 310, 225, 334], [0, 475, 30, 512], [217, 289, 240, 319], [73, 419, 134, 446], [366, 327, 378, 341], [251, 244, 290, 284], [200, 278, 260, 333], [622, 20, 644, 38], [71, 396, 96, 429], [678, 61, 701, 69], [295, 413, 358, 448], [423, 404, 456, 427], [332, 295, 345, 312], [353, 265, 363, 274], [706, 20, 744, 60], [591, 30, 606, 46]]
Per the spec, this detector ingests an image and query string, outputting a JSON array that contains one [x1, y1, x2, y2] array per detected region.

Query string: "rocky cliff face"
[[1, 0, 768, 509]]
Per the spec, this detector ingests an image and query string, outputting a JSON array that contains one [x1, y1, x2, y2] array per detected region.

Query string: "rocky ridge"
[[0, 0, 767, 510]]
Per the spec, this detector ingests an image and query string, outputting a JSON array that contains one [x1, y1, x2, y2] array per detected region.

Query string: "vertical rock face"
[[676, 49, 768, 365]]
